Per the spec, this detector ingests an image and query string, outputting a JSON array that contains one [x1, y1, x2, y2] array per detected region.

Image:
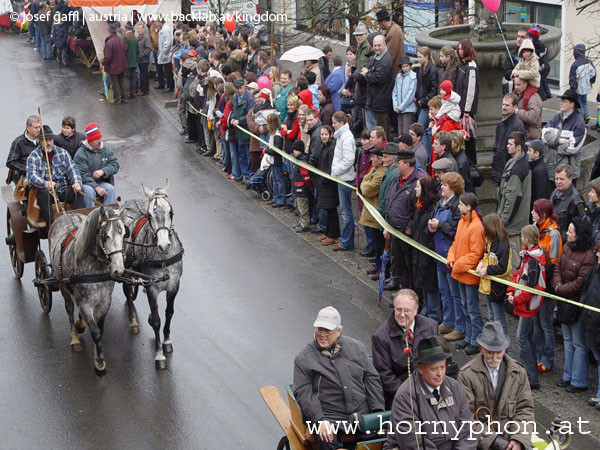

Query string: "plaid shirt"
[[26, 145, 82, 194]]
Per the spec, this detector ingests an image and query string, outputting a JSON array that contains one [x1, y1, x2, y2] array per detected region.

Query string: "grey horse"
[[119, 180, 183, 370], [48, 206, 128, 376]]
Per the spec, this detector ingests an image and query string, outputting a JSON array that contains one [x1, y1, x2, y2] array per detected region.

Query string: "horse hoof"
[[95, 367, 107, 377], [162, 342, 173, 354], [75, 319, 86, 334], [129, 325, 139, 335], [71, 343, 82, 352], [155, 359, 168, 370]]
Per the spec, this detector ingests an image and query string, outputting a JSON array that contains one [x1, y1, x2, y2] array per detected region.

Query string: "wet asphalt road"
[[0, 34, 391, 448]]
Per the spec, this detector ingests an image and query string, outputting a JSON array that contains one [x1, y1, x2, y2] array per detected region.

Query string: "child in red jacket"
[[507, 224, 547, 389]]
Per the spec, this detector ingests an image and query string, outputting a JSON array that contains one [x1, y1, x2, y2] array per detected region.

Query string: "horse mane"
[[71, 207, 105, 256]]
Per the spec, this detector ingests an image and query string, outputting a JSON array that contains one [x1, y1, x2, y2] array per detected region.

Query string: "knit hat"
[[526, 139, 544, 155], [398, 55, 411, 67], [527, 24, 541, 38], [260, 88, 271, 101], [292, 140, 305, 152], [440, 80, 453, 99], [85, 123, 102, 142]]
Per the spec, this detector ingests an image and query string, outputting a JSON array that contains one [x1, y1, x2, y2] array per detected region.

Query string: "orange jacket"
[[537, 217, 562, 265], [447, 212, 485, 285]]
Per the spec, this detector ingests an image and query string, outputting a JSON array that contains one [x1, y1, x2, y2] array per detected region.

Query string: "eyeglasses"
[[394, 308, 415, 315]]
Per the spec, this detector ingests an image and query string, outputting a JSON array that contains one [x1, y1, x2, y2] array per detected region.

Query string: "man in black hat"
[[377, 143, 400, 220], [458, 321, 535, 450], [375, 8, 405, 78], [372, 289, 438, 408], [542, 88, 587, 183], [26, 125, 82, 225], [383, 150, 421, 291], [384, 336, 475, 450], [6, 115, 41, 184]]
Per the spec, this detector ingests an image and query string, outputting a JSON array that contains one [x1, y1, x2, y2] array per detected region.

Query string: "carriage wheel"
[[6, 208, 24, 279], [35, 250, 52, 314], [123, 283, 139, 301], [276, 436, 290, 450]]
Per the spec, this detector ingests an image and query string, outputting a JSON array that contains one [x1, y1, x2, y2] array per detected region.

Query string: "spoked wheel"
[[123, 283, 139, 301], [35, 250, 52, 314], [6, 208, 24, 279]]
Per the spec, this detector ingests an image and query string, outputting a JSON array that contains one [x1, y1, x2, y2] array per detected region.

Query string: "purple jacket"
[[103, 34, 127, 75]]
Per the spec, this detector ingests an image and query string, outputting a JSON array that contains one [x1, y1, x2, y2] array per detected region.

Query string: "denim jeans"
[[458, 282, 483, 345], [219, 138, 229, 165], [423, 289, 441, 323], [337, 182, 355, 250], [270, 165, 285, 205], [363, 225, 375, 249], [438, 270, 465, 333], [534, 299, 555, 369], [35, 24, 41, 49], [591, 347, 600, 397], [486, 296, 508, 335], [516, 315, 539, 386], [578, 94, 589, 119], [41, 34, 52, 59], [81, 183, 116, 208], [229, 142, 249, 178], [561, 317, 589, 388], [365, 109, 376, 131], [417, 106, 430, 127]]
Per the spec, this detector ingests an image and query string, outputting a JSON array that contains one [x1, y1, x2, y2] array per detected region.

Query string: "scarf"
[[417, 198, 424, 212], [519, 84, 539, 110]]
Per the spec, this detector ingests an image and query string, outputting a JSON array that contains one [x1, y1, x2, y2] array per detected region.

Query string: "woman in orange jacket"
[[447, 192, 485, 355]]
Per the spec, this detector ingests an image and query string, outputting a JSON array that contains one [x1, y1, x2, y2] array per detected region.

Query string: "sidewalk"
[[146, 86, 600, 446]]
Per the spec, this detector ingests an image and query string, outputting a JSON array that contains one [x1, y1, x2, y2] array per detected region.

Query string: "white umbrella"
[[280, 46, 325, 63]]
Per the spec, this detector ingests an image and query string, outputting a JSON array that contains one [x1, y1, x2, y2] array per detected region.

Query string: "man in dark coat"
[[491, 93, 525, 187], [6, 115, 41, 183], [294, 306, 384, 450], [53, 116, 86, 159], [549, 163, 587, 240], [372, 289, 438, 408], [383, 337, 476, 450], [228, 78, 255, 180], [526, 140, 551, 210], [358, 34, 393, 140], [102, 22, 128, 104]]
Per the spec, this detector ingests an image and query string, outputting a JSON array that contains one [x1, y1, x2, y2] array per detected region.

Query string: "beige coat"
[[511, 39, 540, 87], [359, 165, 386, 228], [517, 90, 543, 139], [458, 354, 535, 450], [385, 22, 405, 77]]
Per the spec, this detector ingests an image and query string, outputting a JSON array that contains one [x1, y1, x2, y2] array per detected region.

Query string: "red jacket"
[[281, 116, 300, 142], [507, 245, 547, 317], [219, 101, 233, 139]]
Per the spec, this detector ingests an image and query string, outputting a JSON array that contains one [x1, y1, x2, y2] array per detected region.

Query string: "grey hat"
[[353, 22, 367, 36], [526, 139, 544, 155], [476, 321, 510, 352], [432, 158, 454, 172]]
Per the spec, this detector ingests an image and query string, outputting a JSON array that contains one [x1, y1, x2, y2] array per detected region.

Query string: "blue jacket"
[[392, 70, 417, 113], [542, 111, 587, 179], [308, 84, 320, 111], [431, 195, 461, 272], [569, 44, 596, 96], [52, 23, 68, 49], [325, 67, 345, 112]]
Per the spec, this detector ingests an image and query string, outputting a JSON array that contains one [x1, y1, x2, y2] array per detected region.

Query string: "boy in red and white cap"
[[73, 123, 120, 208], [433, 80, 462, 131]]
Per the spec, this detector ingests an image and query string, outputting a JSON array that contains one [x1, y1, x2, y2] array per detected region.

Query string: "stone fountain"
[[415, 11, 562, 152]]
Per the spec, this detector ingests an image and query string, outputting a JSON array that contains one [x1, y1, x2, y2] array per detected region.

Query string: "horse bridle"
[[147, 193, 174, 239], [98, 215, 126, 260]]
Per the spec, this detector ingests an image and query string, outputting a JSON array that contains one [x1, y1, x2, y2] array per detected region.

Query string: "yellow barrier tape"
[[188, 101, 600, 314]]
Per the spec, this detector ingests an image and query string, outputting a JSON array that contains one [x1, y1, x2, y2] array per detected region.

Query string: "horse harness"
[[125, 195, 184, 270]]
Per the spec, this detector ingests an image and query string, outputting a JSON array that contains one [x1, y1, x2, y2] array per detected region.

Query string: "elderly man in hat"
[[229, 78, 255, 180], [293, 306, 384, 450], [375, 8, 405, 77], [372, 289, 438, 408], [383, 150, 421, 291], [542, 88, 587, 183], [26, 125, 82, 225], [384, 336, 475, 450], [431, 158, 454, 193], [347, 22, 370, 135], [458, 322, 535, 450], [102, 22, 128, 104], [73, 123, 120, 208]]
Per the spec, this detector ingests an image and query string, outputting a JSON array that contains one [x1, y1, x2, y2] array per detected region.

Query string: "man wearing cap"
[[383, 150, 421, 291], [6, 115, 41, 184], [103, 22, 128, 104], [458, 322, 535, 450], [384, 336, 475, 450], [229, 78, 255, 180], [431, 158, 454, 194], [372, 289, 438, 408], [377, 143, 400, 221], [542, 89, 587, 183], [358, 34, 394, 139], [293, 306, 384, 450], [349, 23, 370, 136], [73, 124, 119, 208], [527, 140, 551, 208], [26, 125, 82, 225], [375, 8, 405, 78]]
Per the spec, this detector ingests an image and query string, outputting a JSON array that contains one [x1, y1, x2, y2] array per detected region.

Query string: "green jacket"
[[274, 83, 293, 123], [124, 37, 139, 69], [497, 152, 531, 236], [73, 142, 120, 187], [377, 164, 399, 218], [230, 90, 255, 146], [355, 41, 370, 71]]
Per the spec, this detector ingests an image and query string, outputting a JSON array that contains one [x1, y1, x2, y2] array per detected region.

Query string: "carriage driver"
[[26, 125, 82, 225], [6, 115, 41, 184], [293, 306, 385, 450], [73, 123, 119, 208]]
